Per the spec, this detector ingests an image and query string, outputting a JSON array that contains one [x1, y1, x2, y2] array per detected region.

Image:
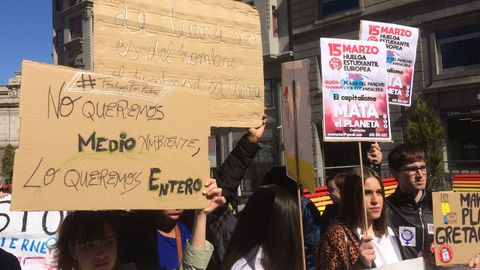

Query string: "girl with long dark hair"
[[316, 167, 401, 269], [221, 185, 302, 270]]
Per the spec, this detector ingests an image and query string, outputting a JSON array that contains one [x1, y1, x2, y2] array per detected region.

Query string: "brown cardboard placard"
[[432, 191, 480, 266], [93, 0, 264, 127], [281, 60, 316, 192], [11, 61, 210, 211]]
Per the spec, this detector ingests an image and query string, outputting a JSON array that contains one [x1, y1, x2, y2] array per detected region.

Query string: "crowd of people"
[[1, 116, 480, 270]]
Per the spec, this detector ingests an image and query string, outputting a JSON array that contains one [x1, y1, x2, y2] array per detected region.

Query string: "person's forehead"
[[76, 234, 116, 244], [403, 161, 426, 168], [364, 177, 381, 188]]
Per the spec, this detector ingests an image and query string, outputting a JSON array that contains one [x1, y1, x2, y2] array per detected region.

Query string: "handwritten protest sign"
[[433, 192, 480, 266], [93, 0, 264, 127], [11, 61, 210, 211], [359, 21, 419, 106], [320, 38, 391, 142], [281, 60, 316, 192], [1, 195, 63, 269]]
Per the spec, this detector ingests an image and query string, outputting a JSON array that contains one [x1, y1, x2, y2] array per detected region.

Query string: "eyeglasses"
[[403, 166, 427, 175]]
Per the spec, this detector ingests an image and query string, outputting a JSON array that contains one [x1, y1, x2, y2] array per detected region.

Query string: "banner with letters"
[[320, 38, 391, 142], [359, 20, 419, 106], [93, 0, 264, 127], [432, 191, 480, 266], [1, 195, 63, 270], [12, 61, 210, 211]]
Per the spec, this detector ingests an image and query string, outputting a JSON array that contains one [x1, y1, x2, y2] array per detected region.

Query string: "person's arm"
[[181, 179, 225, 270], [216, 115, 266, 201], [366, 142, 382, 175], [190, 179, 225, 248]]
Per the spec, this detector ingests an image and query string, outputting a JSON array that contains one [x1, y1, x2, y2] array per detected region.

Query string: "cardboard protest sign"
[[93, 0, 264, 127], [281, 60, 316, 192], [359, 21, 419, 106], [432, 191, 480, 266], [12, 61, 210, 211], [0, 194, 63, 269], [320, 38, 391, 142]]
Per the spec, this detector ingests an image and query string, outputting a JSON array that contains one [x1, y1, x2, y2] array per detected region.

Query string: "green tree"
[[404, 98, 446, 190], [1, 144, 15, 183]]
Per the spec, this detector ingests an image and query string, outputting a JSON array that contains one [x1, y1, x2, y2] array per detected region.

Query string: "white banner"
[[320, 38, 391, 142], [373, 258, 425, 270], [0, 194, 64, 269], [281, 59, 316, 192]]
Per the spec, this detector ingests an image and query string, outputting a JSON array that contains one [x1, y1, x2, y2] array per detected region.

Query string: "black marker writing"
[[81, 99, 164, 122], [148, 169, 202, 197], [63, 168, 142, 195], [76, 74, 96, 90], [78, 132, 136, 153], [47, 83, 82, 119], [138, 134, 200, 156]]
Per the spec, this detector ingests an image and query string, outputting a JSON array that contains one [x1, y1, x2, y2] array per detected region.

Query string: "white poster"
[[320, 38, 391, 142], [359, 20, 419, 106], [373, 258, 425, 270], [281, 59, 316, 192], [0, 194, 64, 269]]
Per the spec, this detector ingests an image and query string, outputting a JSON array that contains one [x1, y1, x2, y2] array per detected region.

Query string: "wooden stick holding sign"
[[358, 142, 368, 234], [292, 80, 307, 270], [281, 59, 316, 270]]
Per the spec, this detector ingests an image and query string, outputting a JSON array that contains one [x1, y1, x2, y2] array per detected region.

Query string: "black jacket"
[[216, 134, 261, 202], [386, 188, 434, 260], [0, 248, 21, 270]]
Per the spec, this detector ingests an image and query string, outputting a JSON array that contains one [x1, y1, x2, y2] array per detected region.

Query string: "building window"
[[56, 30, 64, 47], [264, 78, 282, 108], [271, 5, 278, 38], [56, 0, 63, 11], [323, 141, 380, 179], [241, 139, 276, 196], [319, 0, 359, 18], [264, 79, 273, 107], [69, 16, 83, 39], [436, 23, 480, 71], [443, 106, 480, 170]]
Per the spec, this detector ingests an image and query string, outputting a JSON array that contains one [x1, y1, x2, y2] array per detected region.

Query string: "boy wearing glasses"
[[386, 143, 435, 263]]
